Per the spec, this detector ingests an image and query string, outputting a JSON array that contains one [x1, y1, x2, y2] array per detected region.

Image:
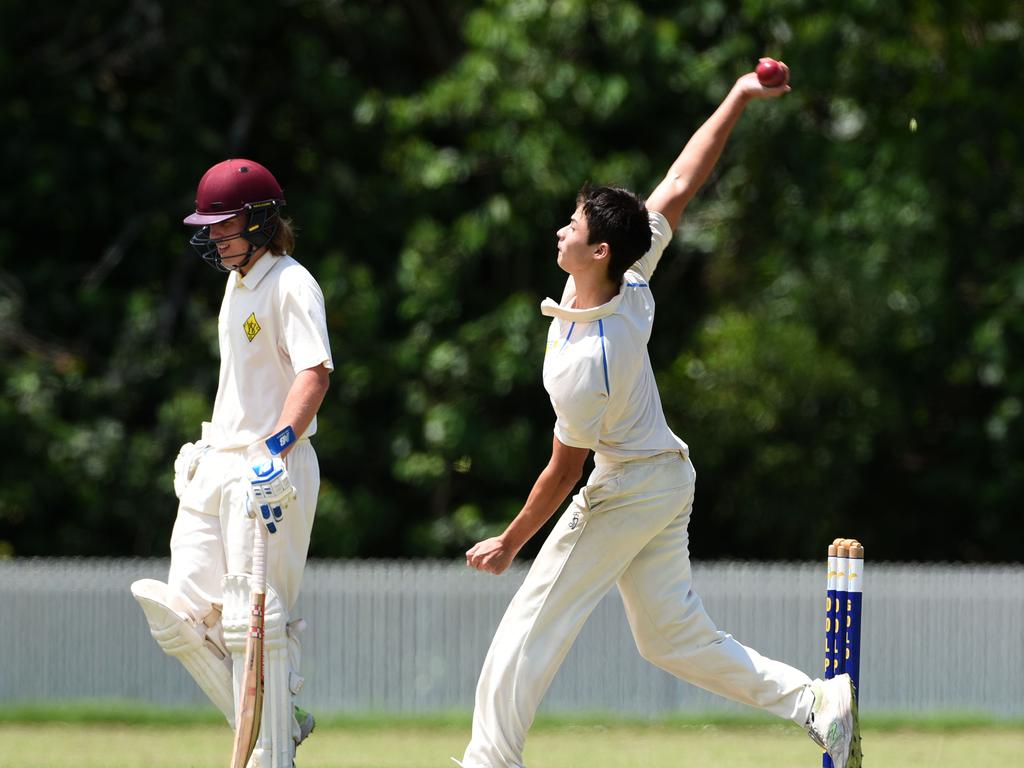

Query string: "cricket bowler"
[[458, 64, 861, 768]]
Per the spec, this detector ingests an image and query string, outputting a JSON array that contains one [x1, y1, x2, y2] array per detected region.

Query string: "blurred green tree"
[[0, 0, 1020, 561]]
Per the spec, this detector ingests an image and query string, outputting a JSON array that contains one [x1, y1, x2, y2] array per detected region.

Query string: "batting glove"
[[173, 440, 211, 499], [247, 426, 299, 534], [248, 458, 296, 534]]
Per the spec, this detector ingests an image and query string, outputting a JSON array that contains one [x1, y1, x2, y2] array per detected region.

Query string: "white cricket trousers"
[[167, 439, 319, 624], [462, 452, 814, 768]]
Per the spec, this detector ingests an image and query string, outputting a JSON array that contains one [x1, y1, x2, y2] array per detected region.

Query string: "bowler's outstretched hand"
[[736, 62, 791, 100]]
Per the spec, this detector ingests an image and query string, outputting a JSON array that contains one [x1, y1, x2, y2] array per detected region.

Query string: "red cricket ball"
[[756, 57, 786, 87]]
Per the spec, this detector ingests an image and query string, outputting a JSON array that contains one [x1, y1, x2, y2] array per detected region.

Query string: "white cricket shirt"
[[205, 253, 334, 449], [541, 211, 688, 462]]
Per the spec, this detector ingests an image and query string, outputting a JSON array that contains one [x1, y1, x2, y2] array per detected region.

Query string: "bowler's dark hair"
[[577, 185, 652, 284]]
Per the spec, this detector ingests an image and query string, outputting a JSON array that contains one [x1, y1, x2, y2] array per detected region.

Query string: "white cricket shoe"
[[806, 674, 862, 768]]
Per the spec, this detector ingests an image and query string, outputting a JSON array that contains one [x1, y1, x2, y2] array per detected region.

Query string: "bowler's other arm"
[[466, 437, 589, 575]]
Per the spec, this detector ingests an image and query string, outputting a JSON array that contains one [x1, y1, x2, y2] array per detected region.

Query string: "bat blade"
[[229, 591, 265, 768]]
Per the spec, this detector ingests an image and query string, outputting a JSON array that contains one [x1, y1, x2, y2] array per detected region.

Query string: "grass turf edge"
[[0, 701, 1021, 732]]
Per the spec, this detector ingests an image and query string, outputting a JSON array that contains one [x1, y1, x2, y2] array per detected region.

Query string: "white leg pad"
[[287, 618, 306, 700], [130, 578, 234, 725], [223, 574, 300, 768]]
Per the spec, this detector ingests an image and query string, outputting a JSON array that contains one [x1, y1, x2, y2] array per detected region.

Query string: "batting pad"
[[130, 578, 234, 724], [222, 574, 298, 768]]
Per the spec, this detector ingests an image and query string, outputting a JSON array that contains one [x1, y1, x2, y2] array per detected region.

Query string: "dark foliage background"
[[1, 0, 1021, 561]]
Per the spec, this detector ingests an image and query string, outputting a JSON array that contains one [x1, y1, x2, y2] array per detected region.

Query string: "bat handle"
[[252, 517, 268, 595]]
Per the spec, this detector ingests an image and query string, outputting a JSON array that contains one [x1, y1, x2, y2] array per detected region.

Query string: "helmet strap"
[[232, 241, 259, 272]]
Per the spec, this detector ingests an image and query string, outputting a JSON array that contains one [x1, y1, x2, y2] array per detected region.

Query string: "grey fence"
[[1, 559, 1021, 717]]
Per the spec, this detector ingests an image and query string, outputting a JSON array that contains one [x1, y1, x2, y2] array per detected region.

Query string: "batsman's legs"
[[223, 577, 299, 768], [222, 441, 320, 768], [130, 460, 236, 723], [130, 578, 234, 724]]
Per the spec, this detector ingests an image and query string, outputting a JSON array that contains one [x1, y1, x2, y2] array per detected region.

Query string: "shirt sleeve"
[[278, 268, 334, 375], [551, 356, 609, 449], [629, 211, 674, 282]]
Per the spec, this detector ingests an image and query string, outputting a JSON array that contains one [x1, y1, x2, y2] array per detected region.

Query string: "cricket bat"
[[230, 520, 267, 768]]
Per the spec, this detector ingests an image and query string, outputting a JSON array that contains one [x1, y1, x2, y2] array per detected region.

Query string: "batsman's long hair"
[[577, 184, 652, 284], [269, 216, 296, 255]]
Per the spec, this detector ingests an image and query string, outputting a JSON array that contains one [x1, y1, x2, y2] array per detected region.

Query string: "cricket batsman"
[[131, 158, 333, 767]]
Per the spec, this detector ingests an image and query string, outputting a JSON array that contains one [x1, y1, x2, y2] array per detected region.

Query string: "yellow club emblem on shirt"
[[243, 312, 261, 342]]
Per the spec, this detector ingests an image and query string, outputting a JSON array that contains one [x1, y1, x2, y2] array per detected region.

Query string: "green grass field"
[[1, 708, 1022, 768]]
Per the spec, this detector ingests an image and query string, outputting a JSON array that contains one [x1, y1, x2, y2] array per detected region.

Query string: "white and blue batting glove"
[[247, 426, 298, 534], [249, 458, 296, 534]]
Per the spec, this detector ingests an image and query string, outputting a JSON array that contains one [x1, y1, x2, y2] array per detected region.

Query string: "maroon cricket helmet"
[[183, 158, 285, 226]]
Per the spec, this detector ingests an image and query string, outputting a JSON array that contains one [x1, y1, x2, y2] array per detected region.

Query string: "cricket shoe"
[[295, 706, 315, 747], [806, 674, 862, 768]]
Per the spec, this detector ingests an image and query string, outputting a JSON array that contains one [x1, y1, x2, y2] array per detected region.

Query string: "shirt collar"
[[236, 252, 282, 290], [540, 276, 626, 321]]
